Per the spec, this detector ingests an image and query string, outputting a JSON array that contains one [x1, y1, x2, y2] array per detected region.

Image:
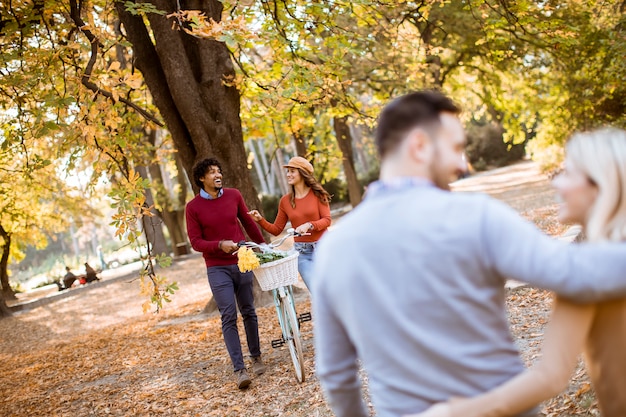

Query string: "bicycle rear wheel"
[[279, 288, 305, 382]]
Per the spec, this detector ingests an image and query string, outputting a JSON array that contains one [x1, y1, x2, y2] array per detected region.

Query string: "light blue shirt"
[[312, 181, 626, 417], [200, 188, 223, 200]]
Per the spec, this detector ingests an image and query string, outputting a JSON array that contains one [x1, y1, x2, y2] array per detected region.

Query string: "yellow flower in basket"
[[237, 246, 260, 272]]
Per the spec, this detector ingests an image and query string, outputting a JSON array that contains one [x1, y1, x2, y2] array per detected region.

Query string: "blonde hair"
[[566, 127, 626, 242]]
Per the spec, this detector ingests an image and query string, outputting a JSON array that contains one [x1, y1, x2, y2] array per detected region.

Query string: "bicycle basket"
[[252, 251, 299, 291]]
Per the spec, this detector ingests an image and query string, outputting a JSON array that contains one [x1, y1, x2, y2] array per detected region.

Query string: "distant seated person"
[[84, 262, 100, 284], [62, 266, 77, 290]]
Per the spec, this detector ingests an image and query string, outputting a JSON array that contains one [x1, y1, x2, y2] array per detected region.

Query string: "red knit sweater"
[[185, 188, 265, 267]]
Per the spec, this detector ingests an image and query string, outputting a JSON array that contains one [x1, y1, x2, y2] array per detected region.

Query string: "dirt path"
[[1, 161, 594, 416], [4, 256, 211, 351], [452, 160, 556, 211], [452, 161, 569, 238]]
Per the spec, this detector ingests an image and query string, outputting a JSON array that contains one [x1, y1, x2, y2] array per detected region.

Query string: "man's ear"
[[406, 128, 433, 163]]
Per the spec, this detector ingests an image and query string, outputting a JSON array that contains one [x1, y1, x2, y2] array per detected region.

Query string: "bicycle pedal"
[[271, 338, 285, 348], [298, 312, 312, 323]]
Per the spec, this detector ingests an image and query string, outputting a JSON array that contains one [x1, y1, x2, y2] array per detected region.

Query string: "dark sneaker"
[[235, 369, 251, 389], [252, 356, 266, 375]]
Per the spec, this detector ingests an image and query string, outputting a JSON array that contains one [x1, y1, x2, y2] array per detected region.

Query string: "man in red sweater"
[[185, 158, 267, 389]]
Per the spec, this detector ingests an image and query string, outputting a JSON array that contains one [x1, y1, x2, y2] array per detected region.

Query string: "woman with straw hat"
[[249, 156, 332, 291]]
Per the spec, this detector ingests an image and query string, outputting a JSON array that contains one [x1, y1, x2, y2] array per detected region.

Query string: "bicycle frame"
[[272, 285, 295, 331], [272, 284, 305, 382]]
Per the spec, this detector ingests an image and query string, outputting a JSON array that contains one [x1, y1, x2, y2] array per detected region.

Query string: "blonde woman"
[[248, 156, 332, 291], [412, 127, 626, 417]]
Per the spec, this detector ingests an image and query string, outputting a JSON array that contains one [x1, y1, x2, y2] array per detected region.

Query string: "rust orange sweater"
[[258, 190, 331, 243]]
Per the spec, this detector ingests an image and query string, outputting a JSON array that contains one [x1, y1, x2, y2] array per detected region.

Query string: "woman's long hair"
[[289, 168, 332, 208], [567, 128, 626, 242]]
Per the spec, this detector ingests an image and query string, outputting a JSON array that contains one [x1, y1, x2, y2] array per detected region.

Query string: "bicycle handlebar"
[[235, 227, 310, 254]]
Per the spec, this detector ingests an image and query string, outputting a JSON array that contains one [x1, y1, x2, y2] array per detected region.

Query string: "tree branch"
[[67, 0, 164, 127]]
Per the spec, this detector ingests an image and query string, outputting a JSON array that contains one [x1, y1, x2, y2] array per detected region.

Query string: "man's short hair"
[[375, 90, 461, 157], [192, 158, 222, 189]]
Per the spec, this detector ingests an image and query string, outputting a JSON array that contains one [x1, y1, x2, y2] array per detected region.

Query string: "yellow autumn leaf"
[[124, 73, 143, 89], [108, 61, 121, 72], [575, 382, 592, 396]]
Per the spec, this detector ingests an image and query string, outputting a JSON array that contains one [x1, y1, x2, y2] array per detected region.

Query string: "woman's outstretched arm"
[[407, 298, 595, 417]]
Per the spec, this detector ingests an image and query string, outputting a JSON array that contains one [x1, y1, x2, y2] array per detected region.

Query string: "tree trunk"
[[116, 0, 260, 210], [0, 293, 11, 318], [293, 131, 308, 158], [162, 209, 189, 256], [333, 116, 362, 207], [174, 155, 192, 254], [136, 165, 170, 256], [116, 1, 266, 303], [145, 131, 190, 256], [0, 225, 16, 300]]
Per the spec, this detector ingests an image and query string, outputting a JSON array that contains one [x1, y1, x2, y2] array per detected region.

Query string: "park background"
[[0, 162, 597, 416], [0, 1, 624, 415]]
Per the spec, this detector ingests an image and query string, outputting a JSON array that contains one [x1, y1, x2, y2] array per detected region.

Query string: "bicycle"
[[236, 228, 311, 383]]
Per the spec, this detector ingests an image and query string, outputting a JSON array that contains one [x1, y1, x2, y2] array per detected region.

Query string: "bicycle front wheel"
[[279, 288, 305, 382]]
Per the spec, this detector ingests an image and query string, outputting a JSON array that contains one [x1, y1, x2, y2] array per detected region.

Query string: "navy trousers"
[[207, 264, 261, 371]]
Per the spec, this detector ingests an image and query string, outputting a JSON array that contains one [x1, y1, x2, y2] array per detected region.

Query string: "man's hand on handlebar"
[[219, 240, 239, 254]]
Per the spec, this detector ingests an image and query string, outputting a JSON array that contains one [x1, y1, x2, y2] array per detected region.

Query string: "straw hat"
[[283, 156, 314, 175]]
